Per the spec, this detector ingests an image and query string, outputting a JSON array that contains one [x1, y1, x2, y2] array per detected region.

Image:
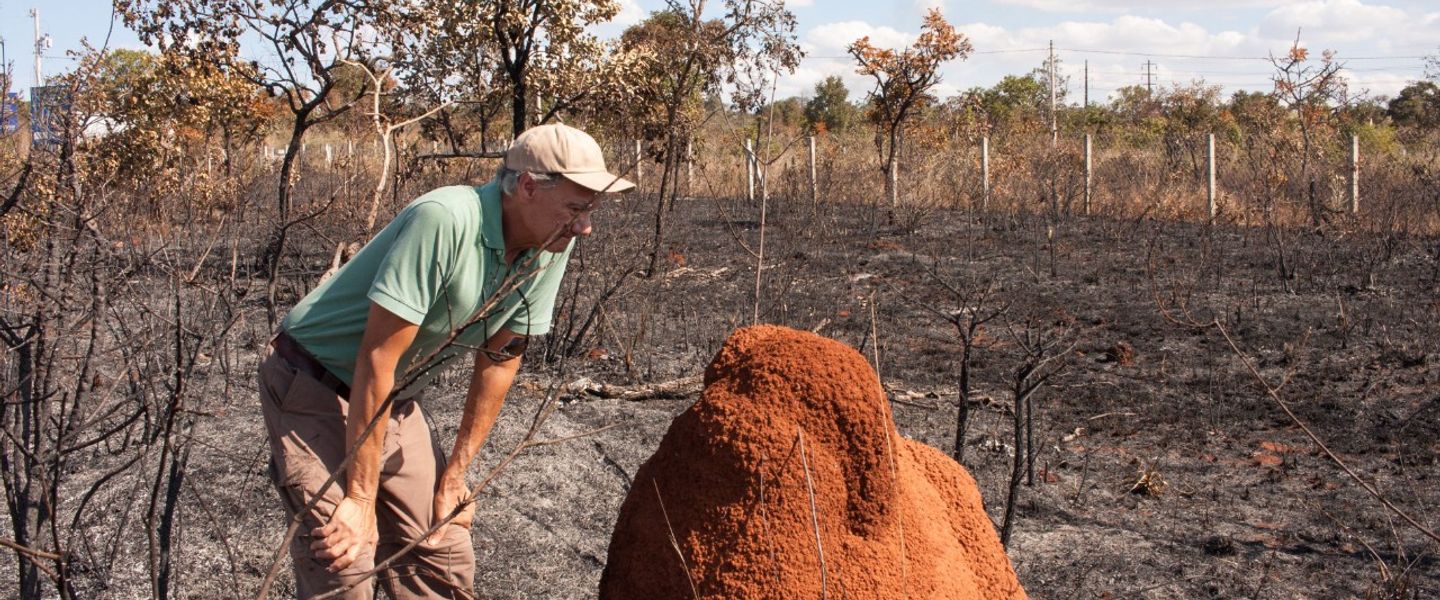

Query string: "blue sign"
[[0, 92, 17, 134]]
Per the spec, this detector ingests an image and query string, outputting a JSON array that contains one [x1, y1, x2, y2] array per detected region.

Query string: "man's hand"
[[312, 496, 378, 572], [427, 472, 475, 545]]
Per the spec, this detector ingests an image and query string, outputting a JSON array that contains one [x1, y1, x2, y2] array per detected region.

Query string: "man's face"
[[517, 174, 601, 253]]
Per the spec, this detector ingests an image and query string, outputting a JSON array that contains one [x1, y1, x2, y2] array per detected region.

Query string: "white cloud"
[[779, 1, 1432, 102], [788, 21, 923, 99], [1341, 70, 1414, 97], [805, 21, 913, 55], [591, 0, 647, 39], [914, 0, 947, 14], [612, 0, 647, 28], [1260, 0, 1438, 47], [993, 0, 1297, 11]]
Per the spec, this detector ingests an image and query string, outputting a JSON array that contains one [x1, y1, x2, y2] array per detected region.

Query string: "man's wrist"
[[439, 463, 467, 485], [344, 491, 378, 506]]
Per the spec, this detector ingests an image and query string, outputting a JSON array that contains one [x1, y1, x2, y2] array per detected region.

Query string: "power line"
[[805, 48, 1427, 64], [1061, 47, 1428, 61], [974, 48, 1047, 55], [801, 47, 1048, 61]]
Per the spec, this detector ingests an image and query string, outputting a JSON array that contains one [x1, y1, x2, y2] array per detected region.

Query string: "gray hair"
[[496, 165, 559, 197]]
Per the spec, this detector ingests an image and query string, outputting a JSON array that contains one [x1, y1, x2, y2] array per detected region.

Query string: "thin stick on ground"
[[869, 290, 882, 382], [797, 428, 828, 600], [653, 479, 701, 600], [751, 78, 777, 326], [868, 291, 908, 597]]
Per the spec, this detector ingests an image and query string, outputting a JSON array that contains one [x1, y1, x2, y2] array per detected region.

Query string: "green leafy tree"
[[1387, 81, 1440, 130], [763, 97, 805, 128], [803, 75, 858, 134], [974, 74, 1047, 135]]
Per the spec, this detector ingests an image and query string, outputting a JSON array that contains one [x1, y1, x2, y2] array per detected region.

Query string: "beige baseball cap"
[[505, 123, 637, 193]]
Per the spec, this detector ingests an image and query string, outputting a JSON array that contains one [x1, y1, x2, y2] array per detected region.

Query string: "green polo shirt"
[[280, 183, 571, 395]]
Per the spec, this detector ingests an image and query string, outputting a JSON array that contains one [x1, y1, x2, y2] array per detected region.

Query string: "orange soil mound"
[[600, 325, 1027, 599]]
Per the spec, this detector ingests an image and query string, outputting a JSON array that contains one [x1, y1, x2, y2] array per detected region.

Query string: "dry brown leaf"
[[1252, 452, 1283, 467]]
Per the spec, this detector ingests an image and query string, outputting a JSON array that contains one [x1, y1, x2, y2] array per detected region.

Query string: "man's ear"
[[516, 172, 535, 199]]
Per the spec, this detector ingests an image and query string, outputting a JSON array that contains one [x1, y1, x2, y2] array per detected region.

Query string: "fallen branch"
[[566, 375, 702, 401], [0, 537, 62, 561]]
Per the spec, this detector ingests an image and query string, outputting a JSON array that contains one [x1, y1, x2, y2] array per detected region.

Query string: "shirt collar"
[[478, 181, 506, 252]]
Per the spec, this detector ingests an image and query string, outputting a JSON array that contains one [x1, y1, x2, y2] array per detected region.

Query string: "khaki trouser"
[[259, 350, 476, 599]]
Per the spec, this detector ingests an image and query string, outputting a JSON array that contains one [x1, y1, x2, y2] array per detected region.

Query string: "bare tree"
[[1269, 29, 1347, 226], [0, 86, 245, 599], [904, 264, 1009, 463], [616, 0, 801, 276], [1000, 319, 1073, 547], [849, 8, 970, 216]]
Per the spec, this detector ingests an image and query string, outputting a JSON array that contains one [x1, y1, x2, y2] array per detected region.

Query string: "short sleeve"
[[504, 240, 573, 336], [367, 202, 462, 325]]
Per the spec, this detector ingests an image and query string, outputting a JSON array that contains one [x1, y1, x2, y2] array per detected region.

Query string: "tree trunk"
[[512, 77, 529, 138], [1025, 393, 1035, 486], [952, 344, 972, 463], [646, 136, 680, 277], [2, 324, 44, 599], [263, 116, 314, 326], [1001, 384, 1027, 547]]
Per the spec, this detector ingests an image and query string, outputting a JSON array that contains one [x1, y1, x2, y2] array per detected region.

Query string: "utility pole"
[[31, 9, 44, 87], [1143, 59, 1155, 94], [1048, 40, 1057, 148], [1083, 60, 1089, 107]]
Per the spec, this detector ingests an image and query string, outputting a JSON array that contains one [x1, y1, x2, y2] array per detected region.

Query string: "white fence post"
[[808, 135, 818, 207], [686, 139, 693, 197], [745, 138, 754, 202], [324, 143, 333, 166], [981, 136, 990, 211], [1084, 134, 1093, 216], [634, 139, 643, 192], [1207, 133, 1217, 220], [1350, 133, 1360, 214]]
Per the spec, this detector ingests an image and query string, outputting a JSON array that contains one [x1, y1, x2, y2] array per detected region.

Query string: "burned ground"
[[9, 191, 1437, 599]]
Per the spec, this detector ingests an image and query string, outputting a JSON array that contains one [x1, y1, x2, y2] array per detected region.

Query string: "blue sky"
[[3, 0, 1436, 103]]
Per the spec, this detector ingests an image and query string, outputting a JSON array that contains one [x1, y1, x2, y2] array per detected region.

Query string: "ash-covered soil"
[[27, 193, 1438, 599]]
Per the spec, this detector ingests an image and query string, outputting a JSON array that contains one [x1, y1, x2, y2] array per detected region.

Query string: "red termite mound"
[[600, 325, 1027, 599]]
